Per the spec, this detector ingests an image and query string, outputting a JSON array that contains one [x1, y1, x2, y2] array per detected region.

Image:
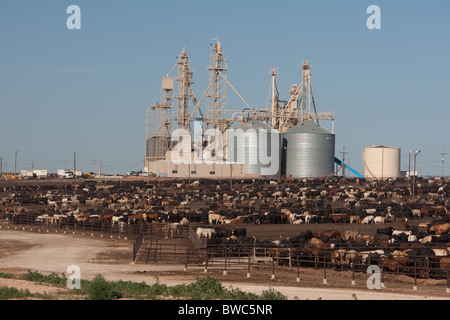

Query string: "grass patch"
[[0, 271, 287, 300], [20, 270, 67, 287], [0, 286, 33, 299]]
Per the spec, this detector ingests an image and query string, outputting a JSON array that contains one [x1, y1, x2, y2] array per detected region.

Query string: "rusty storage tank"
[[228, 120, 281, 177], [284, 120, 335, 178]]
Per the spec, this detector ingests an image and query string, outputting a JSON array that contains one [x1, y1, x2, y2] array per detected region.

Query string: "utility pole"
[[14, 150, 18, 174], [74, 151, 76, 173], [230, 162, 233, 189], [440, 147, 447, 178], [92, 157, 96, 173], [408, 152, 411, 177], [97, 160, 102, 176], [340, 147, 348, 177], [411, 150, 420, 202], [0, 157, 2, 174]]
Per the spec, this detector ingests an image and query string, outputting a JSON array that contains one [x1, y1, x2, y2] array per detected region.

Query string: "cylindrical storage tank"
[[229, 120, 281, 177], [284, 120, 335, 178], [146, 137, 170, 159], [362, 145, 401, 179], [162, 77, 174, 91]]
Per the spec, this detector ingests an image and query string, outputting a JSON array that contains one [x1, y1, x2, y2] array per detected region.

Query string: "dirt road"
[[0, 229, 449, 300]]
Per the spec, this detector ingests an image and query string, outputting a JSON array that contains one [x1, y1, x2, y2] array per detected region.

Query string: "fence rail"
[[3, 218, 190, 242]]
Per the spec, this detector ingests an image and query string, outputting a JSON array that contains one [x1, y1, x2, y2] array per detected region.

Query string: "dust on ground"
[[0, 229, 449, 300]]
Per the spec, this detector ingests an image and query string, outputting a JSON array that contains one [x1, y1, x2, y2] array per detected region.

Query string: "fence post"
[[447, 268, 450, 294], [271, 256, 275, 280], [223, 245, 228, 276], [413, 260, 418, 291], [204, 249, 208, 273], [296, 257, 300, 282], [381, 264, 386, 288], [323, 255, 327, 285], [351, 258, 356, 286], [247, 252, 251, 278]]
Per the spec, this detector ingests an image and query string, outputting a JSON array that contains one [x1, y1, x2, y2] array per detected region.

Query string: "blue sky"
[[1, 0, 449, 175]]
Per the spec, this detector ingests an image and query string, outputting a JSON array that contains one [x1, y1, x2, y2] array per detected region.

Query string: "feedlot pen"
[[131, 222, 450, 295]]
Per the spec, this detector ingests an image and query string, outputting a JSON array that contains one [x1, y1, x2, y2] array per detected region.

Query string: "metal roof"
[[236, 120, 279, 133], [284, 120, 334, 135]]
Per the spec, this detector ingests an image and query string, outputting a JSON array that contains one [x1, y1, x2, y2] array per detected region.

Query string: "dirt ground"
[[1, 229, 450, 300]]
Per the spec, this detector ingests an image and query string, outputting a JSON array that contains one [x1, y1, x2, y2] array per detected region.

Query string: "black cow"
[[377, 226, 394, 236], [231, 228, 247, 239]]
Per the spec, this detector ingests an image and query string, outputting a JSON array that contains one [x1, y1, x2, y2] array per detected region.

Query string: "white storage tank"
[[362, 145, 401, 179]]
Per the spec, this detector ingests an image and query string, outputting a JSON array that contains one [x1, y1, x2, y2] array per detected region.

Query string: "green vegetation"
[[20, 270, 67, 287], [0, 286, 33, 299], [0, 271, 287, 300]]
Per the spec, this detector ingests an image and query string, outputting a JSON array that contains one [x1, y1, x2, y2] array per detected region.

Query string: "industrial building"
[[20, 170, 48, 178], [144, 39, 362, 179]]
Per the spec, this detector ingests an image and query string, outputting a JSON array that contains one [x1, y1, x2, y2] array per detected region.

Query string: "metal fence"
[[135, 233, 450, 293]]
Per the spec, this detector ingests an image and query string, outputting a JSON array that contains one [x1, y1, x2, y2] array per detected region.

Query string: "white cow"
[[374, 216, 385, 224], [411, 209, 422, 219], [361, 215, 374, 224], [208, 212, 224, 224], [196, 227, 215, 239]]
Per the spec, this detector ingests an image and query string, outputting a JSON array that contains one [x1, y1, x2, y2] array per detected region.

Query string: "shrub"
[[0, 286, 32, 299], [86, 274, 121, 300]]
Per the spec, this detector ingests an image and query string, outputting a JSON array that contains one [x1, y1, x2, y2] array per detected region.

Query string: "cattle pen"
[[1, 176, 450, 296]]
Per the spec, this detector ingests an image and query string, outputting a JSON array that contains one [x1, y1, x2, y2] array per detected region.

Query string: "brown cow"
[[231, 217, 245, 224], [146, 213, 159, 222], [382, 258, 401, 273], [433, 206, 448, 217], [430, 223, 450, 236], [440, 257, 450, 271], [99, 214, 113, 223], [330, 214, 347, 223], [350, 216, 361, 224], [392, 256, 410, 267], [319, 230, 341, 239], [331, 249, 348, 264], [343, 230, 359, 241], [421, 206, 433, 218], [310, 238, 328, 248]]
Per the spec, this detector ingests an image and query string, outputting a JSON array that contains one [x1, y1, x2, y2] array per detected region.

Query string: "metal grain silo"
[[146, 136, 171, 160], [284, 120, 335, 178], [228, 120, 281, 177], [362, 145, 401, 179]]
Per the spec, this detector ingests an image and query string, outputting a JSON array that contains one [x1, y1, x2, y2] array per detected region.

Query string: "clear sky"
[[1, 0, 449, 176]]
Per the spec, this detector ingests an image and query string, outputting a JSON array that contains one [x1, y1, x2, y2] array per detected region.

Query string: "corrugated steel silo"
[[284, 120, 335, 178], [146, 137, 171, 160], [229, 120, 281, 177]]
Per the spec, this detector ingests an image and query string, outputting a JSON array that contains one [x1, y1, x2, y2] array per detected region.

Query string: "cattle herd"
[[1, 176, 450, 279]]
